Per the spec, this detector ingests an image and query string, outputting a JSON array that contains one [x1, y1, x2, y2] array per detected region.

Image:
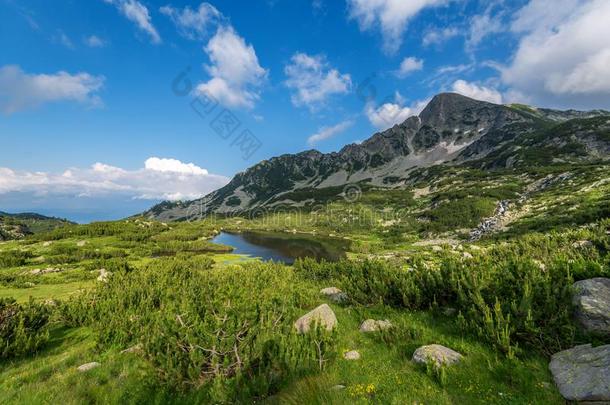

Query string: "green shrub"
[[422, 196, 497, 232], [294, 226, 609, 357], [65, 261, 335, 402], [0, 298, 51, 359], [0, 250, 32, 268]]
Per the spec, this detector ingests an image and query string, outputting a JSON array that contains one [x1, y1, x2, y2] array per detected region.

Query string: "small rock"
[[77, 362, 100, 372], [572, 278, 610, 336], [76, 240, 87, 247], [42, 241, 53, 247], [121, 344, 143, 354], [572, 240, 593, 249], [462, 252, 473, 259], [294, 304, 337, 334], [30, 267, 61, 275], [549, 344, 610, 402], [359, 319, 393, 333], [97, 268, 112, 283], [320, 287, 348, 303], [343, 350, 361, 360], [431, 245, 443, 252], [412, 344, 463, 368]]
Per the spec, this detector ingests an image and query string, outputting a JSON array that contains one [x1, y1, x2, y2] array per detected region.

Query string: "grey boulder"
[[412, 344, 463, 368], [294, 304, 337, 334], [573, 278, 610, 336], [549, 344, 610, 402]]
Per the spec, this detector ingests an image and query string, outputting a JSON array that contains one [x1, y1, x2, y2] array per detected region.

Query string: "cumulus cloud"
[[144, 157, 208, 175], [0, 158, 229, 202], [160, 2, 222, 40], [104, 0, 161, 44], [196, 26, 267, 109], [347, 0, 446, 54], [366, 95, 429, 130], [396, 57, 423, 77], [284, 53, 351, 111], [307, 120, 353, 146], [0, 65, 104, 114], [84, 35, 107, 48], [501, 0, 610, 108], [451, 80, 503, 104]]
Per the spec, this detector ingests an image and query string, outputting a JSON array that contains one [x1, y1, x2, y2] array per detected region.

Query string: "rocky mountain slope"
[[144, 93, 610, 222], [0, 211, 73, 240]]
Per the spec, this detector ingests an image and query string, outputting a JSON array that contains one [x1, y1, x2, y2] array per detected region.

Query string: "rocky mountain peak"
[[143, 93, 610, 222]]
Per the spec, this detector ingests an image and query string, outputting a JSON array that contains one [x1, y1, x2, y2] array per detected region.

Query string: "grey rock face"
[[294, 304, 337, 334], [573, 278, 610, 336], [549, 344, 610, 402], [412, 344, 463, 368], [359, 319, 393, 333]]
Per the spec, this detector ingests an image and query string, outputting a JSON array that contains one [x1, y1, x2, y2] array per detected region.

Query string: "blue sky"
[[1, 0, 609, 222]]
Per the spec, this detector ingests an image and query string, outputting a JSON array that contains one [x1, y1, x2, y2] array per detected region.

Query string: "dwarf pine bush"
[[64, 259, 335, 402], [294, 223, 609, 356], [0, 298, 51, 359], [0, 250, 32, 268]]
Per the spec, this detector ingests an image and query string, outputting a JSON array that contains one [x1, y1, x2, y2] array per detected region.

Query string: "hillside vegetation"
[[0, 158, 609, 403]]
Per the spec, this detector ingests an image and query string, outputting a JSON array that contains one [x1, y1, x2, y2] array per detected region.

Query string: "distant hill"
[[143, 93, 610, 222], [0, 211, 74, 240]]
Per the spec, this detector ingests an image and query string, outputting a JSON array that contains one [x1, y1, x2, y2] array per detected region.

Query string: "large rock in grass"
[[294, 304, 337, 334], [573, 278, 610, 336], [359, 319, 393, 332], [412, 344, 463, 368], [549, 344, 610, 402]]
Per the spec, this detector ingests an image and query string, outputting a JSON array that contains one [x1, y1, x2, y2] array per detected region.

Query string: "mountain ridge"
[[144, 93, 610, 222]]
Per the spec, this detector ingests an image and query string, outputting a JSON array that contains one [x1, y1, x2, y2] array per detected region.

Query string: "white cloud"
[[347, 0, 446, 54], [104, 0, 161, 44], [284, 53, 351, 110], [451, 79, 503, 104], [397, 57, 423, 77], [366, 96, 429, 130], [196, 26, 267, 109], [144, 157, 208, 175], [501, 0, 610, 108], [160, 2, 222, 40], [307, 120, 353, 146], [0, 158, 229, 202], [422, 26, 459, 46], [84, 35, 107, 48], [0, 65, 105, 114], [466, 10, 503, 51]]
